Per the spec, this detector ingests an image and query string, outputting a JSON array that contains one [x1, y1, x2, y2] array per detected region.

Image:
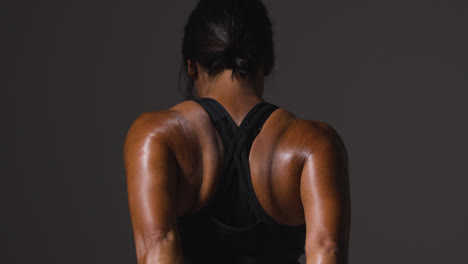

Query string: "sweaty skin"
[[124, 66, 350, 264]]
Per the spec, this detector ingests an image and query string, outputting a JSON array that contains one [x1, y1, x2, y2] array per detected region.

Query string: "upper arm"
[[300, 122, 350, 262], [123, 112, 180, 259]]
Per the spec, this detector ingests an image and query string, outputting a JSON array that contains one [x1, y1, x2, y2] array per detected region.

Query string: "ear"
[[187, 60, 198, 80]]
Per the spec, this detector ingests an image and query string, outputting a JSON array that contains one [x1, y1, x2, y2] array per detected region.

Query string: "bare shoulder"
[[282, 113, 348, 161], [124, 110, 177, 146], [123, 101, 195, 156]]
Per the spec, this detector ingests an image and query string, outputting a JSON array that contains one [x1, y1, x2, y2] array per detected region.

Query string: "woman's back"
[[162, 98, 321, 225], [132, 96, 336, 263]]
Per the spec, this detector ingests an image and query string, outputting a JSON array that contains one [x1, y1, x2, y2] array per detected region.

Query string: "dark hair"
[[179, 0, 275, 99]]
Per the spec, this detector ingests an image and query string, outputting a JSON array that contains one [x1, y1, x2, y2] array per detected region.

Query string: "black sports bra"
[[177, 97, 306, 264]]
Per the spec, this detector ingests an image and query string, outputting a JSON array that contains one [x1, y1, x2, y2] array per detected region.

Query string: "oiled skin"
[[124, 68, 350, 264]]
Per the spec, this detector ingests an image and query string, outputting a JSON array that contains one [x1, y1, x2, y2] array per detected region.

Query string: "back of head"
[[181, 0, 275, 99]]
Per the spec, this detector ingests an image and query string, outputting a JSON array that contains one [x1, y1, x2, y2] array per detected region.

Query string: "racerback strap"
[[192, 97, 279, 225]]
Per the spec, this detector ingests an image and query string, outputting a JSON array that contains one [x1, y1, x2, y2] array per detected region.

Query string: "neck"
[[195, 70, 265, 125], [197, 70, 263, 98]]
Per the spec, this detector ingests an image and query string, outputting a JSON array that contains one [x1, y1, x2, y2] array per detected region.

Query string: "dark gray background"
[[3, 0, 467, 263]]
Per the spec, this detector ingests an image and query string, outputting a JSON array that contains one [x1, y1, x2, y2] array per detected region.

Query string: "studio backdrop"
[[3, 0, 467, 263]]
